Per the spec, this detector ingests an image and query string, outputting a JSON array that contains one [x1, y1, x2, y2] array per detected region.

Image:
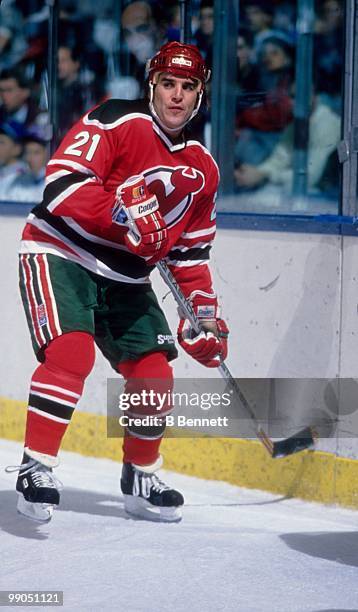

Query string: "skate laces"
[[134, 469, 171, 499], [5, 459, 63, 490]]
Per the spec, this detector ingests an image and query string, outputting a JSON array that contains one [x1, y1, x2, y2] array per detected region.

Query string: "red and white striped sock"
[[118, 352, 173, 466], [25, 332, 95, 457]]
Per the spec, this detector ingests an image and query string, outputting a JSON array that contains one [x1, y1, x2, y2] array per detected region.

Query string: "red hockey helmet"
[[146, 42, 210, 86]]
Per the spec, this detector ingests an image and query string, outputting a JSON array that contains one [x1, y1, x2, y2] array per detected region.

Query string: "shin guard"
[[25, 332, 95, 456]]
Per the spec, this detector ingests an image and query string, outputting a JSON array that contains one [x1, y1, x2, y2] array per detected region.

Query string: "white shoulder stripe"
[[83, 112, 152, 131], [48, 159, 99, 178]]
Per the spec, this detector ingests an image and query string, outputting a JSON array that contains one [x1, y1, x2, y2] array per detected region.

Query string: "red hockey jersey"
[[20, 99, 219, 299]]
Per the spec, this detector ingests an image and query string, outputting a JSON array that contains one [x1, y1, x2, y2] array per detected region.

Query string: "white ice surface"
[[1, 439, 358, 612]]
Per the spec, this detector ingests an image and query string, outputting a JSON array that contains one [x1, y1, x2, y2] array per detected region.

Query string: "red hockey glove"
[[113, 175, 168, 264], [177, 291, 229, 368]]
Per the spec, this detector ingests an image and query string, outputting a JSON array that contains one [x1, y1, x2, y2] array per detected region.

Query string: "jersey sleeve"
[[166, 154, 219, 301], [41, 101, 121, 228]]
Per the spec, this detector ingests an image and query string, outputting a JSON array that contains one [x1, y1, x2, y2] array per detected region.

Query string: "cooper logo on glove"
[[113, 175, 168, 264], [117, 176, 159, 219]]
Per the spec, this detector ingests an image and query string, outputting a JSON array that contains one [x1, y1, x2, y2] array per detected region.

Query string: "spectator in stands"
[[314, 0, 343, 113], [120, 1, 161, 92], [0, 68, 48, 133], [15, 0, 49, 81], [315, 0, 343, 34], [237, 27, 261, 95], [66, 0, 113, 18], [0, 0, 27, 71], [193, 1, 214, 68], [6, 127, 48, 203], [59, 3, 106, 82], [0, 121, 27, 201], [258, 33, 295, 92], [243, 0, 275, 60], [272, 1, 296, 35], [236, 32, 294, 165], [235, 97, 340, 198], [122, 2, 159, 64], [163, 3, 181, 42], [56, 44, 103, 143]]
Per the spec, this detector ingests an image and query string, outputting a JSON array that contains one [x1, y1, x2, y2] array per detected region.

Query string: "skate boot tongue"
[[121, 459, 184, 522]]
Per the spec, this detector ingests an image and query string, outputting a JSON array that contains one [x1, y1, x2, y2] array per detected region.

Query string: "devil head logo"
[[144, 166, 205, 227]]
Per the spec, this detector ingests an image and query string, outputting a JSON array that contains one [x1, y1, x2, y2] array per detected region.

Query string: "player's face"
[[153, 73, 201, 135]]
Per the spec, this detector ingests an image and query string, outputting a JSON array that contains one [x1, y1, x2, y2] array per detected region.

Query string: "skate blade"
[[17, 493, 55, 523], [123, 495, 182, 523]]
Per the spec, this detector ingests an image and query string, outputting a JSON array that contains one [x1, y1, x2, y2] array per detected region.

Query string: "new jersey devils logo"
[[144, 166, 205, 227]]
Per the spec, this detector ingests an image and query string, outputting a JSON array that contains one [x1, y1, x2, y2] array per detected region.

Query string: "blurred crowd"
[[234, 0, 342, 203], [0, 0, 343, 204]]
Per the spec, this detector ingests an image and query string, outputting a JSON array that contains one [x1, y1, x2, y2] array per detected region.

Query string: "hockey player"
[[8, 42, 229, 523]]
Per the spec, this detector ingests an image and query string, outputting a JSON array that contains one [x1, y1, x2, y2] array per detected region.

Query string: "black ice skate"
[[121, 456, 184, 522], [6, 448, 61, 523]]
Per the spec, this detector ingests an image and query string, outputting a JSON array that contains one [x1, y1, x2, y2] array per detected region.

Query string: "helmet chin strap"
[[148, 81, 203, 134]]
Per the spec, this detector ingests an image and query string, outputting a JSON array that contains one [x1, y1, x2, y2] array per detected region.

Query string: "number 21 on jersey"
[[64, 131, 101, 161]]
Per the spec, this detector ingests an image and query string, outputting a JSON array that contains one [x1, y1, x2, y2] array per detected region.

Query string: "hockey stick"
[[156, 260, 316, 458]]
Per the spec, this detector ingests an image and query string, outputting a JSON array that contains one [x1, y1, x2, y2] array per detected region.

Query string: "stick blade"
[[272, 426, 317, 459]]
